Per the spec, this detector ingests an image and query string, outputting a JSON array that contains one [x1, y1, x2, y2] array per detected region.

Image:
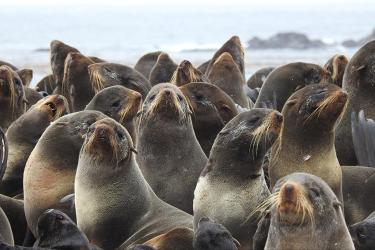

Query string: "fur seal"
[[137, 83, 207, 214], [247, 67, 274, 89], [23, 110, 106, 236], [143, 227, 194, 250], [324, 54, 349, 87], [35, 75, 56, 94], [342, 165, 375, 225], [264, 172, 354, 250], [0, 95, 69, 196], [269, 84, 348, 202], [197, 60, 210, 75], [349, 211, 375, 250], [193, 108, 283, 249], [62, 52, 96, 111], [49, 40, 79, 94], [24, 88, 43, 111], [180, 82, 238, 156], [149, 53, 177, 86], [207, 52, 250, 108], [336, 40, 375, 165], [0, 60, 18, 71], [85, 85, 142, 145], [17, 69, 33, 87], [0, 65, 26, 131], [254, 62, 329, 111], [205, 36, 245, 77], [88, 62, 151, 98], [75, 118, 193, 249], [193, 217, 240, 250], [134, 51, 162, 79], [170, 60, 208, 87]]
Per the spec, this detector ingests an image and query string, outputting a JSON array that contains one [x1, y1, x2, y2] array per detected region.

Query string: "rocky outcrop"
[[342, 28, 375, 48]]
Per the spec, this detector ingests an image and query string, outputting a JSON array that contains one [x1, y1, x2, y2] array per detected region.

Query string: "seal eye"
[[149, 94, 156, 101], [177, 94, 184, 102], [309, 187, 320, 198], [111, 100, 121, 108], [194, 94, 204, 101], [56, 214, 64, 221], [357, 228, 367, 240], [117, 131, 124, 140], [247, 117, 259, 125]]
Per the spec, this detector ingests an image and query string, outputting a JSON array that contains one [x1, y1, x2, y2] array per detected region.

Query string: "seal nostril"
[[164, 90, 171, 96], [284, 183, 294, 194]]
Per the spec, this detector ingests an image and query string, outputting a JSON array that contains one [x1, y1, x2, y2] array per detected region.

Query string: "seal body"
[[336, 41, 375, 165], [194, 109, 283, 249], [35, 74, 56, 94], [1, 95, 69, 196], [24, 87, 43, 110], [23, 110, 106, 236], [255, 62, 329, 111], [265, 173, 354, 250], [180, 82, 238, 156], [149, 53, 177, 86], [134, 51, 162, 79], [137, 83, 207, 214], [269, 84, 347, 202], [349, 211, 375, 250], [75, 118, 192, 249], [247, 67, 274, 89]]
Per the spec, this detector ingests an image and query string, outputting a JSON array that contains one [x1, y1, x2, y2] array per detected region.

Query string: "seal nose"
[[95, 124, 112, 141], [281, 182, 297, 203], [164, 89, 171, 96], [272, 111, 283, 124]]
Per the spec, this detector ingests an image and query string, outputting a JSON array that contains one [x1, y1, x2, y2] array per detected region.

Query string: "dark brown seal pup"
[[35, 75, 56, 94], [170, 60, 208, 87], [180, 82, 238, 156], [23, 110, 106, 236], [264, 172, 354, 250], [137, 83, 207, 214], [194, 109, 283, 249], [349, 211, 375, 250], [269, 84, 347, 202], [0, 65, 26, 131], [336, 40, 375, 165], [324, 54, 349, 87], [205, 36, 245, 77], [149, 53, 177, 86], [193, 217, 240, 250], [0, 95, 69, 196], [75, 118, 193, 249], [134, 51, 162, 79], [143, 227, 194, 250], [0, 206, 13, 246], [89, 62, 151, 98], [207, 52, 250, 108], [85, 85, 142, 145], [342, 165, 375, 225], [247, 67, 274, 89], [49, 40, 79, 94], [254, 62, 329, 111], [61, 52, 96, 111]]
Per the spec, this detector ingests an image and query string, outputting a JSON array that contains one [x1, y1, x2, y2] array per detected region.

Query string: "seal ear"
[[285, 99, 297, 106], [354, 65, 366, 72]]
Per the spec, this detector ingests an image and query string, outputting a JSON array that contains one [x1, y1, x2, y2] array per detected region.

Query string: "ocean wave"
[[158, 43, 222, 53]]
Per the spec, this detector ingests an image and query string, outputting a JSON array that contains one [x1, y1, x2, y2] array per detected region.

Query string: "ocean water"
[[0, 3, 374, 85]]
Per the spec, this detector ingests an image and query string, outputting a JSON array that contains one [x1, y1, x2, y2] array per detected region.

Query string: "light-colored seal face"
[[35, 209, 90, 250], [349, 212, 375, 250], [0, 65, 26, 130], [193, 217, 240, 250], [170, 60, 208, 87], [30, 94, 70, 123], [264, 173, 354, 250], [324, 54, 349, 87], [88, 62, 151, 98], [138, 83, 192, 124]]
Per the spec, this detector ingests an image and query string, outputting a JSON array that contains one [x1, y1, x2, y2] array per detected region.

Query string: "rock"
[[342, 28, 375, 48]]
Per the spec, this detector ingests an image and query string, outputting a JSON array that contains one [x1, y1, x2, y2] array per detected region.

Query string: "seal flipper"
[[0, 127, 7, 180], [351, 110, 375, 167]]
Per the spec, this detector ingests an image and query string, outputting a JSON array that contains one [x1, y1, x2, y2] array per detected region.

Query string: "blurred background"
[[0, 0, 374, 85]]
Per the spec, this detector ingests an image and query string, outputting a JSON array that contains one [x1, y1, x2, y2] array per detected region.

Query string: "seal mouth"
[[146, 88, 186, 120], [119, 90, 142, 124]]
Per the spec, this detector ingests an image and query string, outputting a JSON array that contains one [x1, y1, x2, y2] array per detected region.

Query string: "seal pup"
[[49, 40, 80, 94], [336, 40, 375, 165], [89, 62, 151, 98], [61, 52, 96, 111], [0, 65, 26, 131], [264, 172, 354, 250], [349, 211, 375, 250], [134, 51, 162, 79], [85, 85, 142, 145], [193, 217, 240, 250], [170, 60, 208, 87], [207, 52, 250, 108], [205, 36, 245, 77], [180, 82, 238, 156], [75, 118, 193, 249], [193, 109, 283, 249], [0, 95, 69, 196], [149, 53, 177, 86], [23, 110, 106, 236], [342, 165, 375, 225], [324, 54, 349, 87], [255, 62, 329, 111], [247, 67, 274, 89], [137, 83, 207, 214], [35, 75, 56, 95], [269, 84, 347, 202]]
